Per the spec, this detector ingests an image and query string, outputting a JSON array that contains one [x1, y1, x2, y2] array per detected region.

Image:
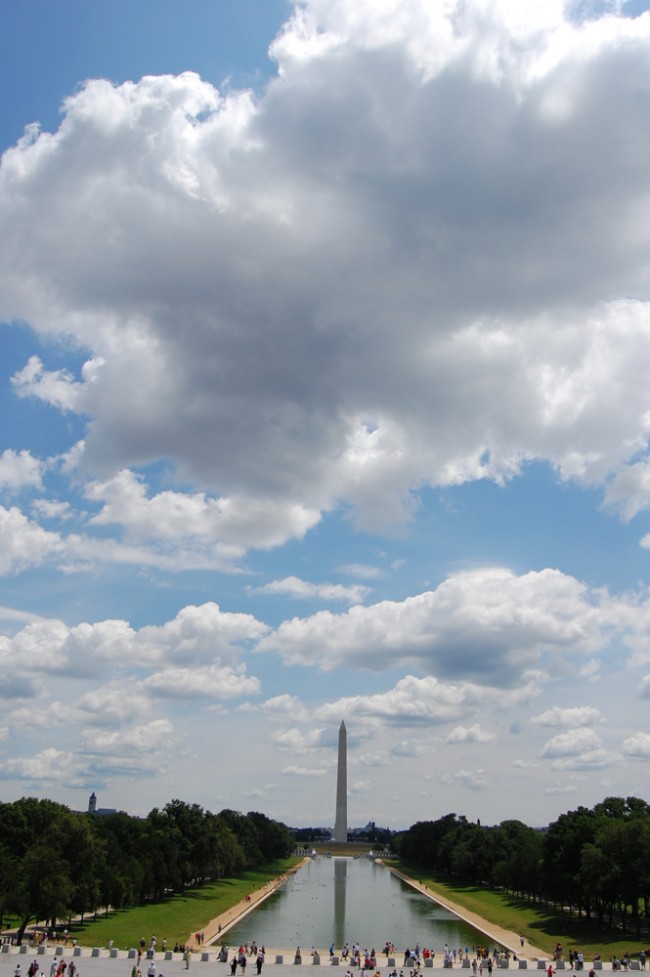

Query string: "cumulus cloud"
[[604, 461, 650, 521], [445, 724, 495, 744], [540, 727, 603, 757], [249, 575, 371, 604], [621, 732, 650, 758], [1, 2, 650, 532], [316, 673, 536, 727], [0, 500, 261, 577], [257, 695, 310, 722], [0, 504, 63, 574], [390, 739, 428, 758], [550, 749, 620, 771], [281, 765, 327, 777], [143, 664, 260, 700], [86, 469, 321, 553], [531, 706, 604, 727], [259, 568, 610, 683], [440, 768, 488, 791], [0, 747, 90, 785], [0, 449, 43, 492], [639, 674, 650, 697], [82, 719, 175, 754], [1, 602, 265, 686], [271, 727, 326, 752]]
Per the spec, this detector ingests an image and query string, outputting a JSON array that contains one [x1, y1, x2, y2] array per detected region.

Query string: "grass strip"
[[53, 859, 301, 949], [394, 863, 650, 960]]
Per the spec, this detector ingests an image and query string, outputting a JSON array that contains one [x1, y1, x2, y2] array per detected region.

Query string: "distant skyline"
[[2, 0, 650, 830]]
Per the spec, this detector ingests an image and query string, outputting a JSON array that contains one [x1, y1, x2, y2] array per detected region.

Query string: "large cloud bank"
[[2, 0, 650, 534]]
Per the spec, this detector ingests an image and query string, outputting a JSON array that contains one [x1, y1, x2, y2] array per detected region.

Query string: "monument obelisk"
[[333, 720, 347, 843]]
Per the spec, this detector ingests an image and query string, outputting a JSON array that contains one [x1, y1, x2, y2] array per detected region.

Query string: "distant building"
[[87, 791, 117, 816]]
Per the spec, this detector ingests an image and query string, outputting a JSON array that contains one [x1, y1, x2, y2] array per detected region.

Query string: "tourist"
[[256, 951, 264, 975], [184, 949, 192, 971], [640, 952, 647, 970]]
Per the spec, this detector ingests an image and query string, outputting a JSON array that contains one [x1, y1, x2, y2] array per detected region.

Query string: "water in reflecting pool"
[[225, 858, 487, 952]]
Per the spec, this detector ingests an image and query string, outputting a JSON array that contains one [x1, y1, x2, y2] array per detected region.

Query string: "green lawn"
[[51, 859, 301, 949], [394, 863, 650, 961]]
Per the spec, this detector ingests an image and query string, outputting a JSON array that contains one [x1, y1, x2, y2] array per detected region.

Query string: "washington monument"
[[333, 720, 347, 843]]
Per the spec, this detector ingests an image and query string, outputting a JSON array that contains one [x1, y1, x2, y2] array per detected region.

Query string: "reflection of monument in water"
[[333, 720, 347, 843], [333, 857, 347, 944]]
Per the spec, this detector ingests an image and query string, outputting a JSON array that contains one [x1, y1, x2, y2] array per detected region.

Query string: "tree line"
[[395, 796, 650, 937], [0, 797, 294, 942]]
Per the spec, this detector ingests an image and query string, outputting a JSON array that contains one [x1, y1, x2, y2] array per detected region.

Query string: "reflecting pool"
[[225, 857, 487, 952]]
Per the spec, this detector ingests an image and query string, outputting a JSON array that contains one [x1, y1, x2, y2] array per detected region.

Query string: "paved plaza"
[[0, 945, 631, 977]]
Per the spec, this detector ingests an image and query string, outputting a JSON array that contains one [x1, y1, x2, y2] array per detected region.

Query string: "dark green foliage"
[[396, 796, 650, 939], [0, 795, 294, 940]]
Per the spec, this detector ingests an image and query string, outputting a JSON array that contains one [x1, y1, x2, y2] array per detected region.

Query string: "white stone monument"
[[333, 720, 347, 843]]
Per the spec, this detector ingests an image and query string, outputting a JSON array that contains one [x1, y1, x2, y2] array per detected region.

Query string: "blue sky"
[[2, 0, 650, 831]]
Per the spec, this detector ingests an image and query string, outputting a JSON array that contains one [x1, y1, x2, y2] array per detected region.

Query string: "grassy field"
[[43, 859, 301, 950], [395, 863, 650, 961]]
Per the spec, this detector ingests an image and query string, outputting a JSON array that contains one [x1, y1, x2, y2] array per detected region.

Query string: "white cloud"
[[1, 603, 266, 683], [0, 504, 63, 574], [281, 765, 327, 777], [621, 732, 650, 758], [259, 695, 310, 722], [76, 683, 152, 727], [390, 739, 427, 758], [259, 568, 610, 683], [440, 768, 488, 791], [0, 747, 89, 785], [531, 705, 603, 727], [316, 673, 537, 727], [604, 460, 650, 521], [445, 724, 496, 744], [544, 783, 579, 795], [82, 719, 175, 754], [0, 449, 43, 492], [550, 749, 620, 771], [339, 564, 383, 580], [30, 499, 73, 521], [1, 5, 650, 530], [639, 674, 650, 697], [143, 664, 260, 700], [540, 727, 603, 757], [11, 357, 85, 412], [86, 469, 321, 553], [250, 575, 371, 604], [271, 727, 326, 752]]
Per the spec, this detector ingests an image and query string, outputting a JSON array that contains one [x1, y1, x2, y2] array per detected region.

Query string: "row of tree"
[[0, 797, 294, 942], [395, 796, 650, 937]]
